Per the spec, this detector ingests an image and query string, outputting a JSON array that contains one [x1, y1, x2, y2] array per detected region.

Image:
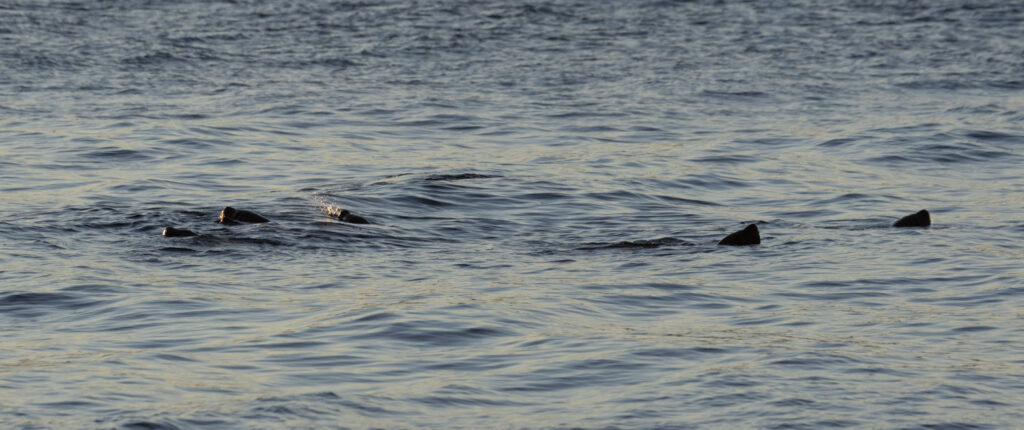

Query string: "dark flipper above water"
[[718, 224, 760, 246], [327, 206, 369, 224], [893, 209, 930, 227], [163, 227, 198, 237], [220, 206, 270, 224]]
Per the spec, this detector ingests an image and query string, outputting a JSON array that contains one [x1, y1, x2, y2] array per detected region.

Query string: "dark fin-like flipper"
[[718, 224, 760, 246], [893, 209, 930, 227]]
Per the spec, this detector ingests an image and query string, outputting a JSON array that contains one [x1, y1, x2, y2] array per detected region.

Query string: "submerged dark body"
[[718, 224, 760, 246], [893, 209, 931, 227]]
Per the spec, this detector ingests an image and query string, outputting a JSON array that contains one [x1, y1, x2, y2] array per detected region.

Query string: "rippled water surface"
[[2, 0, 1023, 428]]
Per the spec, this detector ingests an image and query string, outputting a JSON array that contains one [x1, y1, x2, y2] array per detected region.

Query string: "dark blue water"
[[2, 1, 1023, 428]]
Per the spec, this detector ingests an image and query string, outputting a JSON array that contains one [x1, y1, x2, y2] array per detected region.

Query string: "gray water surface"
[[2, 1, 1023, 428]]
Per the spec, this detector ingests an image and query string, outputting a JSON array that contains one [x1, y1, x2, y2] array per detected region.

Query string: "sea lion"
[[219, 206, 270, 224], [893, 209, 930, 227], [327, 207, 369, 224], [163, 227, 198, 237], [718, 224, 760, 246]]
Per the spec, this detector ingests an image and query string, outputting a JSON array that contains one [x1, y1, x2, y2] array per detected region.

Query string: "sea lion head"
[[326, 206, 348, 218], [163, 226, 198, 237], [219, 206, 237, 224]]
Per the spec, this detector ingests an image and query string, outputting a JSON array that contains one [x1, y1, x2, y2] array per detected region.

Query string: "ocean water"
[[2, 0, 1023, 428]]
